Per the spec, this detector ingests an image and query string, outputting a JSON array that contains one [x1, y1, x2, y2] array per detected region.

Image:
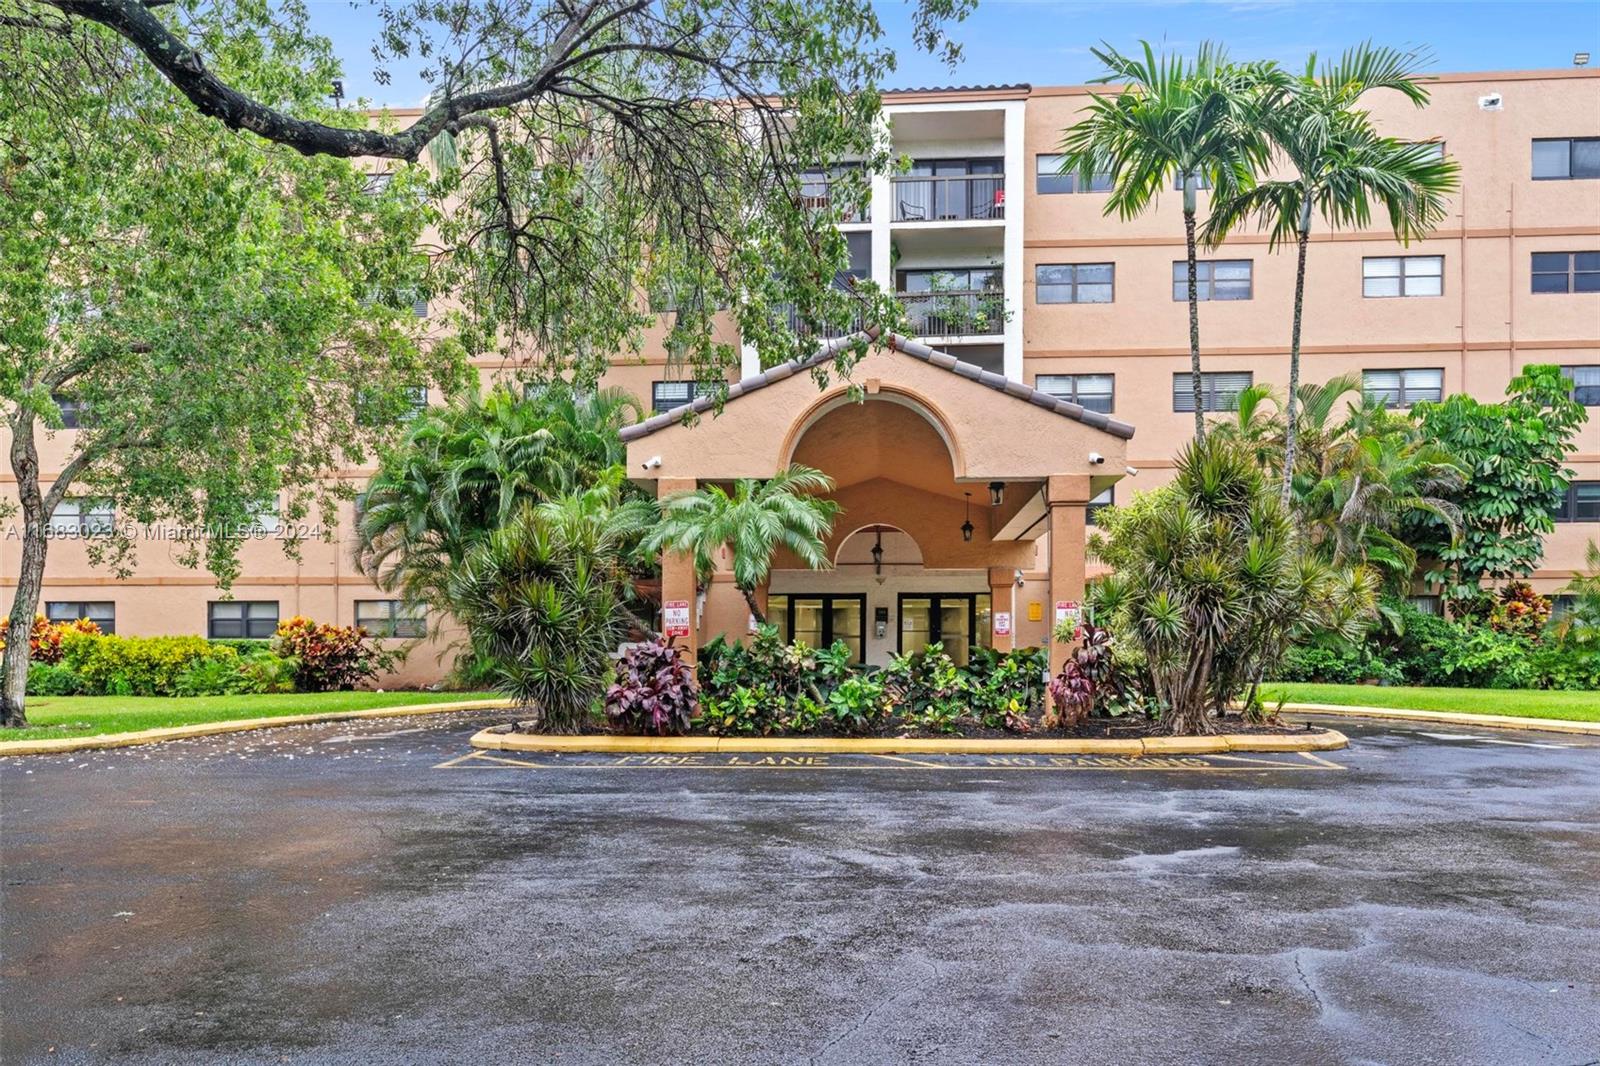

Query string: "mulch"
[[501, 712, 1318, 740]]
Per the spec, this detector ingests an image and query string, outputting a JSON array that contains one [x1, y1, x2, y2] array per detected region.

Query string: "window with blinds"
[[1363, 256, 1443, 298], [1362, 368, 1444, 408], [1173, 371, 1252, 413], [1563, 365, 1600, 405], [1172, 259, 1252, 301], [652, 381, 697, 412], [46, 601, 116, 634], [1035, 373, 1114, 413]]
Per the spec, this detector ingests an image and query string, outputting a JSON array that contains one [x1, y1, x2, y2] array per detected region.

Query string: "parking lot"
[[3, 712, 1598, 1064]]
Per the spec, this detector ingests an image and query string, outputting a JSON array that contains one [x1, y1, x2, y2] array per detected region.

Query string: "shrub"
[[175, 655, 249, 697], [1437, 627, 1534, 689], [825, 675, 890, 734], [209, 638, 273, 657], [1275, 639, 1403, 685], [273, 616, 391, 692], [0, 615, 101, 665], [605, 637, 698, 736], [1488, 581, 1551, 642], [25, 662, 85, 696], [1529, 642, 1600, 690], [62, 634, 229, 696], [968, 647, 1045, 729], [172, 650, 299, 696], [883, 644, 966, 731], [700, 684, 779, 735]]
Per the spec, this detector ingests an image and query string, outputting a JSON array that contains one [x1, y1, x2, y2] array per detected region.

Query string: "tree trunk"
[[1183, 198, 1205, 442], [740, 586, 766, 626], [1281, 204, 1312, 506], [3, 420, 49, 728]]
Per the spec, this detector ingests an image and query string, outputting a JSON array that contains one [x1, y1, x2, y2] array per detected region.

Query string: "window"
[[652, 381, 697, 412], [1172, 170, 1212, 191], [355, 600, 427, 639], [1035, 373, 1114, 413], [765, 594, 866, 663], [1532, 137, 1600, 180], [54, 394, 86, 429], [1532, 252, 1600, 294], [1035, 263, 1113, 304], [245, 497, 281, 534], [840, 232, 872, 287], [1172, 259, 1252, 301], [1407, 595, 1443, 617], [1363, 256, 1443, 298], [46, 601, 115, 634], [897, 267, 1001, 293], [1035, 154, 1111, 195], [1407, 140, 1446, 161], [1563, 366, 1600, 405], [1553, 482, 1600, 522], [1087, 486, 1113, 525], [798, 162, 868, 222], [363, 172, 394, 195], [1363, 368, 1444, 408], [404, 386, 429, 418], [412, 296, 430, 318], [48, 499, 114, 536], [1173, 371, 1252, 413], [208, 601, 280, 639]]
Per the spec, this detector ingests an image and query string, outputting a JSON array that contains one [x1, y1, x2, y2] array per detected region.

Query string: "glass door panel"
[[901, 597, 932, 652], [939, 599, 971, 666], [831, 601, 864, 663], [792, 598, 824, 649], [767, 595, 790, 643], [975, 594, 993, 650]]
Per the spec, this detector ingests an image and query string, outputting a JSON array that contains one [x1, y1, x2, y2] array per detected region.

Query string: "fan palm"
[[1058, 41, 1276, 441], [644, 465, 842, 623], [1203, 43, 1461, 501]]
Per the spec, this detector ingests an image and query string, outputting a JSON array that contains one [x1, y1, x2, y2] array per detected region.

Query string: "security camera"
[[1125, 465, 1139, 477], [1014, 568, 1025, 588], [1087, 451, 1105, 465], [641, 455, 662, 470]]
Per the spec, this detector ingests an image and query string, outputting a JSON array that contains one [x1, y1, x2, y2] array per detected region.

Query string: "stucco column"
[[657, 477, 699, 664], [1046, 475, 1091, 676], [987, 565, 1016, 653]]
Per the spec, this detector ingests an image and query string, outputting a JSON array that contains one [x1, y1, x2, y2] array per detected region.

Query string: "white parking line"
[[1415, 731, 1572, 750]]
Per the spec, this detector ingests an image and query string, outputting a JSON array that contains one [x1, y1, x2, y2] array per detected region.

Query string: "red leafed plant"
[[0, 615, 101, 665], [1490, 581, 1552, 642], [273, 616, 390, 692], [605, 636, 698, 736], [1045, 623, 1119, 730]]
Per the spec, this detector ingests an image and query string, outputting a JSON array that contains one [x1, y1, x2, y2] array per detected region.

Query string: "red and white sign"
[[663, 600, 691, 638], [1055, 600, 1080, 627], [993, 611, 1012, 637]]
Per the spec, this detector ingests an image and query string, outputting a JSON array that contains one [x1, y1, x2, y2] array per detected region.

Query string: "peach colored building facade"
[[5, 68, 1597, 681]]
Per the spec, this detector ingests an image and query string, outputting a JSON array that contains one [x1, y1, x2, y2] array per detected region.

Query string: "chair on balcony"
[[898, 199, 927, 221]]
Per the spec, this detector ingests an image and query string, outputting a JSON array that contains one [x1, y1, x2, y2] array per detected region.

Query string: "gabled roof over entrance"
[[620, 330, 1136, 443]]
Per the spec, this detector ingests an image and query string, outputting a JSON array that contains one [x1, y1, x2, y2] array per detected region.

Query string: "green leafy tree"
[[1204, 44, 1460, 501], [445, 485, 651, 732], [23, 0, 975, 394], [355, 384, 643, 619], [1058, 42, 1274, 441], [644, 465, 842, 623], [1088, 436, 1375, 735], [0, 20, 460, 726], [1409, 365, 1588, 597]]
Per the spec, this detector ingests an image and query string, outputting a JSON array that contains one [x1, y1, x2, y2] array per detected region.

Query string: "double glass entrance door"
[[898, 593, 992, 667], [767, 594, 865, 663]]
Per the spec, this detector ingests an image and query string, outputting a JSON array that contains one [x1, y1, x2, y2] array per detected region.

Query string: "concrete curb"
[[469, 727, 1349, 756], [0, 698, 514, 757], [1279, 702, 1600, 736]]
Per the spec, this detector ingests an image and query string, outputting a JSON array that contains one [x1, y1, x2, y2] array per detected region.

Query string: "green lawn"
[[1261, 683, 1600, 723], [0, 691, 499, 743]]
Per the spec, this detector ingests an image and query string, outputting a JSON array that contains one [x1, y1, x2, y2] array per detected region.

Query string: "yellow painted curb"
[[469, 727, 1348, 757], [1277, 702, 1600, 737], [0, 698, 514, 757]]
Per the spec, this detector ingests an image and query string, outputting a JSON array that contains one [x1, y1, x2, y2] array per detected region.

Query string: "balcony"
[[891, 174, 1006, 223], [778, 302, 866, 340], [798, 167, 869, 223], [897, 289, 1005, 338]]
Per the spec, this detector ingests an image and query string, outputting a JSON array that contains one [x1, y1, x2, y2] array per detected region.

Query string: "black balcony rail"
[[891, 174, 1006, 222], [897, 289, 1006, 337], [797, 166, 869, 223], [776, 302, 868, 340]]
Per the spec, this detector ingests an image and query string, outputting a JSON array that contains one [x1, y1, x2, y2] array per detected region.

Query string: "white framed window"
[[54, 394, 86, 429], [1172, 170, 1212, 191], [1532, 137, 1600, 180], [1363, 256, 1443, 298], [245, 497, 281, 534], [355, 599, 428, 638], [1035, 263, 1114, 304], [1562, 365, 1600, 406], [1407, 140, 1446, 161], [48, 499, 114, 536], [1173, 371, 1252, 413], [652, 381, 697, 413], [1035, 373, 1114, 413], [1532, 252, 1600, 294], [1173, 259, 1252, 301], [1363, 368, 1444, 408], [207, 601, 279, 639], [1035, 154, 1111, 194], [1086, 486, 1113, 525], [45, 601, 115, 634]]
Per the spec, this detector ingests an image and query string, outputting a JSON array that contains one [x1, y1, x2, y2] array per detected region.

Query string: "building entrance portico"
[[621, 330, 1136, 672]]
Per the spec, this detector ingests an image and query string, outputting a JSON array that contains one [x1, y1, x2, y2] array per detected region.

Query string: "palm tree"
[[644, 465, 842, 623], [1203, 43, 1461, 502], [1058, 41, 1275, 441]]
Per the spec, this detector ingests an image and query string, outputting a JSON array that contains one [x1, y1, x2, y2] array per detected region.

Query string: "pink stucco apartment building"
[[7, 67, 1598, 681]]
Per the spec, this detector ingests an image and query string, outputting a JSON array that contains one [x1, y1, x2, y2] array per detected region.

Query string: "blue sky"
[[313, 0, 1600, 108]]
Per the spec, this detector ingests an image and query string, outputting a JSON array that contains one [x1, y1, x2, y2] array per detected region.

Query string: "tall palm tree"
[[644, 465, 842, 623], [1203, 44, 1461, 502], [1058, 41, 1276, 441]]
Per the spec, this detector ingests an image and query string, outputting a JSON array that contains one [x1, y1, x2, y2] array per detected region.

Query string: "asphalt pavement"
[[3, 711, 1598, 1065]]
